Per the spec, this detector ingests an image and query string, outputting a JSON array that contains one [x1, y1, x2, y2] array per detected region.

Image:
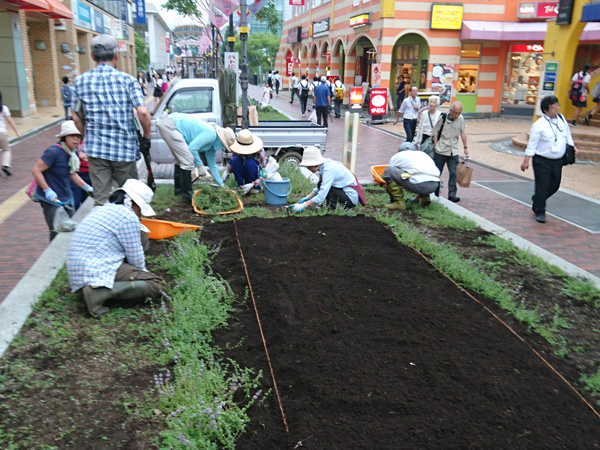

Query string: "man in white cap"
[[157, 113, 235, 203], [67, 178, 164, 317], [292, 146, 364, 212], [382, 141, 441, 210], [72, 34, 152, 206], [223, 129, 267, 195]]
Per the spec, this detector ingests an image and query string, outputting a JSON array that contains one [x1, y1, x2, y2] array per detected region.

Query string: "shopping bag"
[[308, 109, 317, 124], [52, 205, 77, 232], [456, 161, 473, 188]]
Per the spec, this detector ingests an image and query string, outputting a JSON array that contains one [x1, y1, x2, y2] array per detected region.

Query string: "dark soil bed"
[[203, 215, 600, 449]]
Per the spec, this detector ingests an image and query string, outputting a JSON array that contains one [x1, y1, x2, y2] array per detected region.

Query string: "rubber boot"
[[419, 194, 431, 207], [174, 164, 182, 196], [384, 182, 406, 210], [180, 169, 193, 204], [82, 281, 151, 317]]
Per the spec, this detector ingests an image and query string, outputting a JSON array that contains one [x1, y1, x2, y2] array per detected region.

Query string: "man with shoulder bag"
[[299, 75, 311, 117]]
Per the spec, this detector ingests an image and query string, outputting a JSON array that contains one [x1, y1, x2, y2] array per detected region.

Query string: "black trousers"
[[326, 187, 355, 209], [300, 95, 308, 115], [316, 106, 329, 127], [532, 155, 563, 214]]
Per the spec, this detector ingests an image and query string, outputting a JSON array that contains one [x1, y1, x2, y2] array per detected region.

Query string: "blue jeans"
[[433, 153, 459, 197], [334, 99, 342, 117], [230, 155, 260, 189], [403, 118, 417, 143]]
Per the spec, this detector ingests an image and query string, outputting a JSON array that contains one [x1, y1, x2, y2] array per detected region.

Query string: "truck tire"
[[279, 151, 303, 166]]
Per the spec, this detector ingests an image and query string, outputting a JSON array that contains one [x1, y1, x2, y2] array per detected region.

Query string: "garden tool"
[[82, 281, 151, 317], [384, 182, 406, 210]]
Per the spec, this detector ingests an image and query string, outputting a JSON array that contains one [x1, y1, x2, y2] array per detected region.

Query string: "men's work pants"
[[383, 165, 439, 196], [433, 153, 459, 197], [316, 106, 329, 128], [87, 157, 138, 206], [290, 87, 299, 103], [403, 118, 417, 143], [326, 187, 355, 209], [532, 155, 563, 215], [334, 99, 343, 118], [157, 115, 195, 171], [300, 95, 308, 115]]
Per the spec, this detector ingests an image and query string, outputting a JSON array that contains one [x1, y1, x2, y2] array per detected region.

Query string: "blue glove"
[[44, 188, 58, 203], [292, 202, 306, 213], [83, 185, 94, 196], [299, 196, 311, 203]]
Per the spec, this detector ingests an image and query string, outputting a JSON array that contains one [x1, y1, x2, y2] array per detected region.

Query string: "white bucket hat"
[[215, 126, 236, 152], [300, 146, 325, 167], [230, 129, 263, 155], [118, 179, 156, 217], [56, 120, 83, 138]]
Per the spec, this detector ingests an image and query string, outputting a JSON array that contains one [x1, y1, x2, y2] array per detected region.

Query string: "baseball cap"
[[91, 34, 118, 52]]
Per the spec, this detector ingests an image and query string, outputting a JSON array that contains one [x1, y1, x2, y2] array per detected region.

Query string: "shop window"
[[502, 44, 544, 107], [461, 43, 481, 60], [395, 44, 419, 60], [458, 65, 478, 93]]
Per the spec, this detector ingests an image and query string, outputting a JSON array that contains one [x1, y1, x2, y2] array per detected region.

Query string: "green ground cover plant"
[[192, 184, 240, 214]]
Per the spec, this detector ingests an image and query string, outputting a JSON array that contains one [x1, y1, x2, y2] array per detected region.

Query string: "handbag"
[[420, 136, 435, 159], [27, 179, 39, 201], [562, 144, 576, 166], [456, 160, 473, 188]]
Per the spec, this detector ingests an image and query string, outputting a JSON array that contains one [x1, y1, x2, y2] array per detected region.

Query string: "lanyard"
[[544, 116, 562, 143]]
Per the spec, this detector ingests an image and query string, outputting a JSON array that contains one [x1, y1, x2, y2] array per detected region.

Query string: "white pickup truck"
[[149, 78, 327, 166]]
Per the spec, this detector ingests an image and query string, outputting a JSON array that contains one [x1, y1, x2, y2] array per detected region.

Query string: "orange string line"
[[405, 238, 600, 421], [233, 220, 289, 433]]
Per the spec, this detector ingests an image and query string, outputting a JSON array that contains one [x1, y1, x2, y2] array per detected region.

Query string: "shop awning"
[[2, 0, 50, 10], [43, 0, 74, 19], [4, 0, 73, 19], [460, 21, 547, 41]]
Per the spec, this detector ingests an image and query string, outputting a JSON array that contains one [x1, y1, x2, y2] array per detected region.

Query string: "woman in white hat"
[[32, 120, 93, 240], [66, 178, 165, 316], [292, 146, 364, 212], [223, 129, 268, 195]]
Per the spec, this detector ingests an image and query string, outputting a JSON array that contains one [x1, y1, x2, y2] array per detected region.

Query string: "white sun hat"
[[56, 120, 83, 138], [118, 179, 156, 217], [299, 146, 325, 167]]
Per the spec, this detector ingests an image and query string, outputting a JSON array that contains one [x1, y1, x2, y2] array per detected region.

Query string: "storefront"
[[501, 43, 545, 115]]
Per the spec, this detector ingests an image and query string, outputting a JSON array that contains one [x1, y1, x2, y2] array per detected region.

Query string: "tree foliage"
[[232, 32, 279, 75], [135, 31, 150, 70]]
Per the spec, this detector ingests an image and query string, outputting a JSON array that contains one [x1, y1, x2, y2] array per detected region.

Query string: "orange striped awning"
[[9, 0, 74, 19]]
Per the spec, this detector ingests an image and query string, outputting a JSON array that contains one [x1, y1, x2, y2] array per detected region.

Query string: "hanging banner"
[[209, 4, 229, 28], [248, 0, 268, 14], [213, 0, 239, 16], [135, 0, 145, 24], [225, 52, 239, 71], [371, 63, 382, 88], [286, 54, 293, 77]]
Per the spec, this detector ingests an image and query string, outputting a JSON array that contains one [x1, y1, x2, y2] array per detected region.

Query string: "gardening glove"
[[139, 136, 151, 155], [196, 165, 208, 177], [83, 185, 94, 196], [240, 183, 253, 195], [292, 202, 306, 213], [299, 196, 311, 203], [221, 170, 229, 182], [44, 188, 58, 203]]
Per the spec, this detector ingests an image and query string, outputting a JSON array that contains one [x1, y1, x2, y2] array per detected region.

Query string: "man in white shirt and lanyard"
[[393, 86, 421, 143], [521, 95, 577, 223]]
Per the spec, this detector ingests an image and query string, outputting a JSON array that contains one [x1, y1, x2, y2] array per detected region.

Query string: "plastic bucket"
[[264, 178, 292, 206]]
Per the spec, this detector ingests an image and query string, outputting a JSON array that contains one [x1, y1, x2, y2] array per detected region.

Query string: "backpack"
[[300, 81, 310, 98], [61, 85, 72, 105], [334, 86, 344, 101], [569, 73, 585, 103]]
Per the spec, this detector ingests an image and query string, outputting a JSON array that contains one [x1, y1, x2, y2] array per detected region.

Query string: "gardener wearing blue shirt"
[[292, 146, 360, 212], [72, 34, 152, 206], [157, 113, 236, 203], [67, 179, 164, 317]]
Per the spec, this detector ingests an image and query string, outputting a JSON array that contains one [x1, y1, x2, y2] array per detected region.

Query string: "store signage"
[[350, 87, 363, 109], [509, 44, 544, 52], [517, 1, 557, 18], [225, 52, 239, 71], [286, 54, 293, 77], [535, 60, 559, 116], [135, 0, 145, 24], [349, 13, 371, 27], [369, 88, 388, 115], [300, 30, 309, 40], [93, 9, 104, 32], [556, 0, 574, 24], [289, 0, 305, 5], [430, 4, 463, 30], [287, 27, 302, 44], [312, 18, 330, 37]]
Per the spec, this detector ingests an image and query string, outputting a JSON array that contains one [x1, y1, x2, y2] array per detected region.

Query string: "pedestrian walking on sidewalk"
[[332, 77, 346, 118], [290, 73, 299, 104], [60, 77, 75, 121], [152, 73, 164, 109], [299, 75, 310, 117], [274, 71, 281, 95], [521, 95, 577, 224], [431, 101, 468, 203], [569, 63, 592, 126], [73, 34, 151, 206], [31, 121, 93, 240], [314, 76, 332, 128], [0, 91, 21, 177], [394, 86, 421, 143]]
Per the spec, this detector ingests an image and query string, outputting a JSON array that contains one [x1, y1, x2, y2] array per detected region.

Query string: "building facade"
[[0, 0, 136, 117], [276, 0, 600, 116], [134, 1, 172, 71]]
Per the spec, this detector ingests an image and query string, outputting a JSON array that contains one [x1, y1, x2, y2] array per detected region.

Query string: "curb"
[[9, 117, 64, 145]]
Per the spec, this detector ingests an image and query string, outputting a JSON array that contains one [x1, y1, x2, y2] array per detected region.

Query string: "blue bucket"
[[263, 178, 292, 206]]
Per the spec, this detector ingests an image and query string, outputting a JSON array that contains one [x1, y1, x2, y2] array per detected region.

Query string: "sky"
[[149, 0, 191, 29]]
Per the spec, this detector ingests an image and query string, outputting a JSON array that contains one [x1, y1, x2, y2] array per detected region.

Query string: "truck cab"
[[149, 78, 222, 164]]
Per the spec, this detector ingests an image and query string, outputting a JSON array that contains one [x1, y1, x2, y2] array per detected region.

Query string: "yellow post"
[[541, 0, 586, 121]]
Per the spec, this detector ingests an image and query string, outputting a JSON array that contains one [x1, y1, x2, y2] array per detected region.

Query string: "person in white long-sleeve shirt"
[[415, 96, 441, 145], [292, 146, 360, 212], [521, 95, 577, 224], [393, 86, 421, 143]]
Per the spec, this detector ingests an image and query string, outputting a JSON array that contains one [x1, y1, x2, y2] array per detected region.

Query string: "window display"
[[502, 44, 544, 107], [458, 65, 478, 93]]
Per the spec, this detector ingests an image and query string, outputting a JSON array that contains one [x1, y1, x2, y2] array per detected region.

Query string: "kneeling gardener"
[[67, 179, 165, 316], [383, 142, 441, 210]]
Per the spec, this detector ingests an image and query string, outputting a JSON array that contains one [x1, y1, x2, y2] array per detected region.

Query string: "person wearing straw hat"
[[67, 178, 165, 317], [31, 120, 94, 241], [157, 113, 235, 203], [223, 129, 268, 195], [292, 146, 361, 212]]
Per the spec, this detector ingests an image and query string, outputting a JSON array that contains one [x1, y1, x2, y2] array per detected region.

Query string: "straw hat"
[[117, 179, 156, 217], [215, 126, 235, 152], [56, 120, 83, 138], [230, 129, 263, 155], [299, 146, 325, 167]]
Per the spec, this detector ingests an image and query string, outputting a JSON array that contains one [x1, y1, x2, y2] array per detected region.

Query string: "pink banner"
[[247, 0, 268, 14], [209, 4, 228, 28], [213, 0, 239, 16]]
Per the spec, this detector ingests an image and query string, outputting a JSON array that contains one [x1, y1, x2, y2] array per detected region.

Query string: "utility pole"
[[240, 0, 249, 129], [211, 24, 217, 78], [228, 15, 234, 52]]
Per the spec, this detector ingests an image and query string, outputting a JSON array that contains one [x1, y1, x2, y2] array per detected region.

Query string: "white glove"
[[222, 170, 230, 182], [240, 183, 253, 195], [293, 202, 306, 213], [196, 165, 208, 176]]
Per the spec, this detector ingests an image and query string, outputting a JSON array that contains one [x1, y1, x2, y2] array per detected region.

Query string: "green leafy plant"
[[193, 185, 240, 214]]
